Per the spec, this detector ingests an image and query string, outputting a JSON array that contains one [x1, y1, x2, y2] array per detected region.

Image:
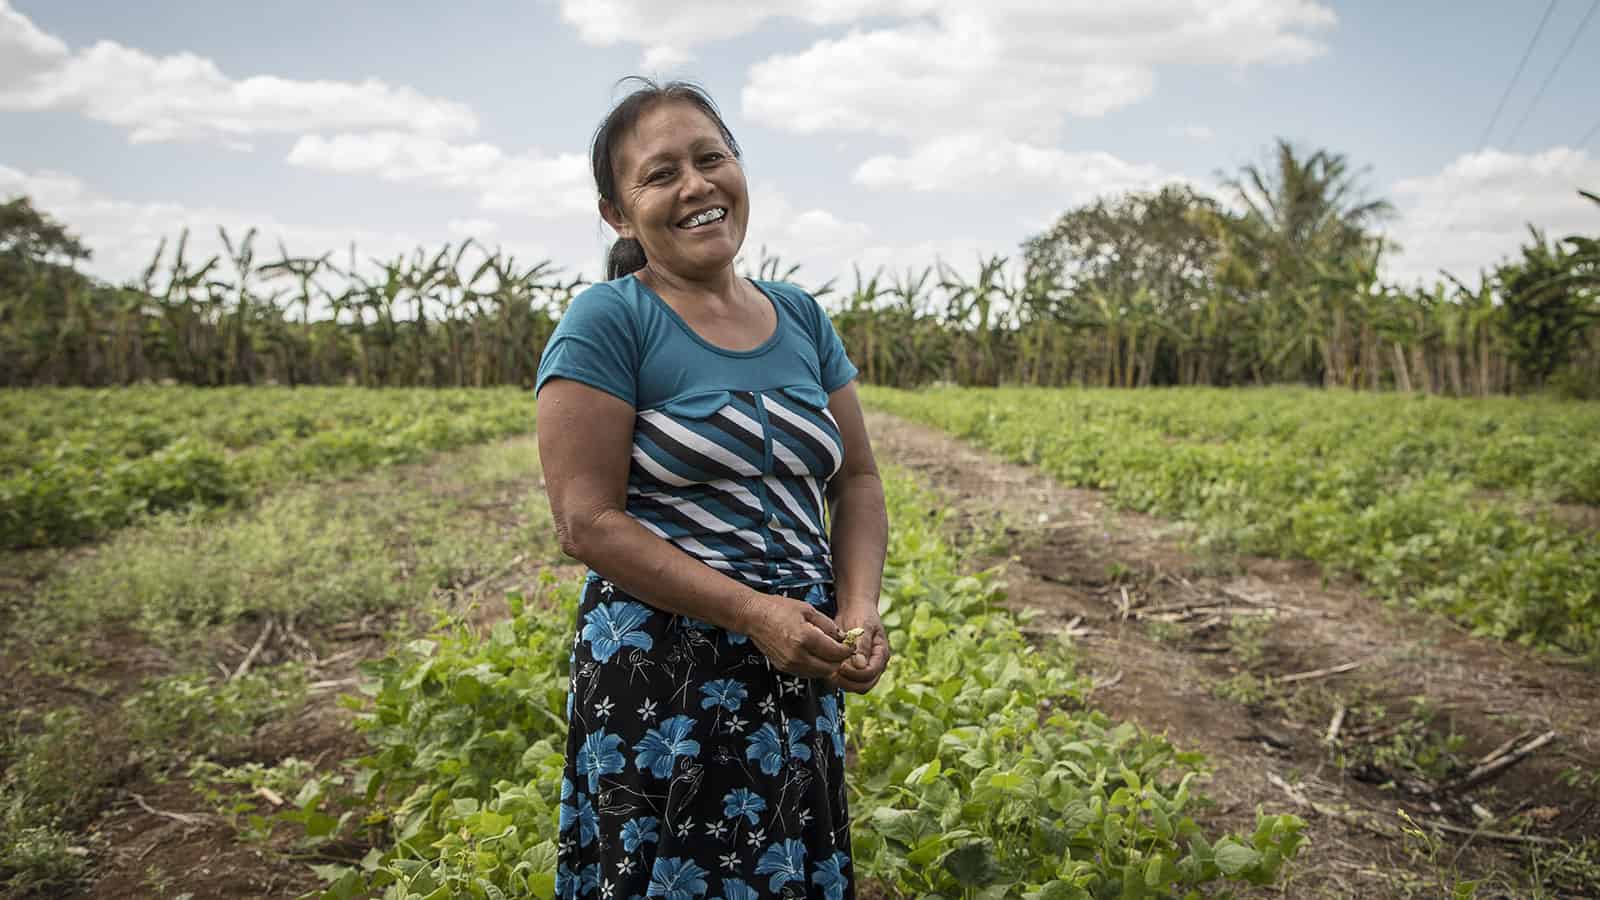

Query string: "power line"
[[1412, 1, 1563, 253], [1506, 0, 1600, 148], [1579, 115, 1600, 149], [1475, 0, 1559, 151]]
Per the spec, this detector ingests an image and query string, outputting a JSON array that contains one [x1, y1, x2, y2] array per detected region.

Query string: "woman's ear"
[[599, 198, 632, 240]]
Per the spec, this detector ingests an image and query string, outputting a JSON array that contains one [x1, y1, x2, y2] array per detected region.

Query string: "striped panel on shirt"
[[626, 387, 845, 587]]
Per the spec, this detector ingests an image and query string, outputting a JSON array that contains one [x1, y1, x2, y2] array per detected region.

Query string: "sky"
[[2, 0, 1599, 299]]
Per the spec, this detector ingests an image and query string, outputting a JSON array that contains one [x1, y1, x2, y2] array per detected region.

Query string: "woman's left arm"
[[824, 380, 891, 694]]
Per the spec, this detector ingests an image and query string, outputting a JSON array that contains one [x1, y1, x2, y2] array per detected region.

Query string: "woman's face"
[[603, 101, 748, 281]]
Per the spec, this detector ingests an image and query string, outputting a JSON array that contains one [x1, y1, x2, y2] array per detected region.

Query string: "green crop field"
[[865, 386, 1600, 658], [0, 387, 536, 548], [3, 386, 1597, 899]]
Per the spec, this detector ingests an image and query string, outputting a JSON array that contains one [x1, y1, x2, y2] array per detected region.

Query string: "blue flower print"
[[801, 583, 830, 609], [721, 787, 767, 824], [786, 718, 813, 763], [755, 838, 807, 892], [561, 776, 573, 801], [712, 878, 760, 900], [745, 723, 784, 775], [816, 695, 845, 758], [699, 679, 748, 712], [558, 792, 598, 847], [635, 715, 702, 779], [678, 616, 747, 645], [577, 727, 625, 793], [581, 601, 655, 663], [812, 850, 851, 900], [555, 862, 600, 900], [621, 815, 660, 852], [575, 794, 599, 847], [647, 856, 710, 899]]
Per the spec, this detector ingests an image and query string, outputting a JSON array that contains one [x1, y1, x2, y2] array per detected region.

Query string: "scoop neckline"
[[630, 274, 783, 358]]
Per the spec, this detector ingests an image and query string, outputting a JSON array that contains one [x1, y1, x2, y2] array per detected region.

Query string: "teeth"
[[683, 208, 726, 228]]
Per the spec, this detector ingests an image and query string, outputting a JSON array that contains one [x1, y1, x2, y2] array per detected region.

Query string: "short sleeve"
[[810, 292, 858, 393], [535, 283, 640, 407]]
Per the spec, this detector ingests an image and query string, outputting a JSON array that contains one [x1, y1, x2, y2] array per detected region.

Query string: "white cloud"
[[853, 134, 1184, 199], [447, 218, 500, 239], [0, 0, 66, 86], [556, 2, 1334, 143], [745, 26, 1150, 144], [741, 181, 873, 279], [0, 163, 436, 287], [640, 44, 697, 72], [286, 132, 593, 218], [0, 0, 476, 146], [1386, 147, 1600, 285], [557, 0, 934, 49]]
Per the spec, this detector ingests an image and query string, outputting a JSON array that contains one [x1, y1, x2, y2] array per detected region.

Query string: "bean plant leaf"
[[1213, 838, 1262, 876], [943, 840, 1001, 885]]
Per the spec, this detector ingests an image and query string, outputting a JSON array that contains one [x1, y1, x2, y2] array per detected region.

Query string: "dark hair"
[[591, 77, 742, 280]]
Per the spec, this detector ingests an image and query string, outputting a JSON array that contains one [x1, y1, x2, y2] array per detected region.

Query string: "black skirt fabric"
[[555, 578, 855, 900]]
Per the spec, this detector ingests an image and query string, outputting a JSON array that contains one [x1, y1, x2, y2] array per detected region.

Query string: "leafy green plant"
[[0, 387, 538, 548], [866, 385, 1600, 658], [1, 708, 111, 896], [267, 470, 1304, 899], [1212, 673, 1268, 706], [123, 666, 309, 764]]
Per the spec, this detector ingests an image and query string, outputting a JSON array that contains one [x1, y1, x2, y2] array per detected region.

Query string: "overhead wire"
[[1409, 1, 1561, 266], [1474, 0, 1560, 152], [1504, 0, 1600, 148], [1579, 115, 1600, 149]]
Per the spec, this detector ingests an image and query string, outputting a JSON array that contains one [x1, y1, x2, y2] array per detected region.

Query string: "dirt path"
[[866, 410, 1600, 898]]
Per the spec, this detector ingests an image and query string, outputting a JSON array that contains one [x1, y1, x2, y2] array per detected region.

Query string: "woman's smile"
[[605, 100, 750, 279]]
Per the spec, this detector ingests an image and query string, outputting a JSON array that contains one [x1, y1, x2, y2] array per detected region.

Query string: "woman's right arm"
[[536, 378, 853, 678]]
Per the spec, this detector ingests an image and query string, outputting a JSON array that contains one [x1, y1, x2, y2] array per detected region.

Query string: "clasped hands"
[[739, 591, 890, 694]]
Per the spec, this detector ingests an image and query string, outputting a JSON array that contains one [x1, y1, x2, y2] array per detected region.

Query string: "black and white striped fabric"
[[627, 383, 844, 589]]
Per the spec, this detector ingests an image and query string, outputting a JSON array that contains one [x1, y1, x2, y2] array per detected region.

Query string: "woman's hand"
[[829, 604, 889, 694], [740, 592, 855, 678]]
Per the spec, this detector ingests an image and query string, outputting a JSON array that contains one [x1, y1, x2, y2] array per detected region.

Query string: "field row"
[[864, 386, 1600, 658], [1, 387, 535, 548]]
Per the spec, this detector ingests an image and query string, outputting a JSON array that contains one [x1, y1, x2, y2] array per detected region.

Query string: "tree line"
[[3, 140, 1597, 395]]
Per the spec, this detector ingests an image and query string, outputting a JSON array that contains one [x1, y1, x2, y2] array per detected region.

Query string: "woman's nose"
[[679, 165, 713, 198]]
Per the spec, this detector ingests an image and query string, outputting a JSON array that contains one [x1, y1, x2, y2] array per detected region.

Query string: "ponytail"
[[607, 237, 647, 280]]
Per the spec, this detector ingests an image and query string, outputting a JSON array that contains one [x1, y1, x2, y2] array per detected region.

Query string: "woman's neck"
[[638, 264, 748, 310]]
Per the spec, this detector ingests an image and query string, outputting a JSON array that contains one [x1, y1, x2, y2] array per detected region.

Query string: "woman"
[[535, 78, 890, 899]]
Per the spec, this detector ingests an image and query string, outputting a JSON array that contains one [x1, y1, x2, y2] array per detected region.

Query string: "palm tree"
[[1223, 140, 1393, 385]]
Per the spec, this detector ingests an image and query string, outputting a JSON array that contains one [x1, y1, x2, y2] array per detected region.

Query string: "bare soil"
[[866, 409, 1600, 898], [1, 439, 565, 900]]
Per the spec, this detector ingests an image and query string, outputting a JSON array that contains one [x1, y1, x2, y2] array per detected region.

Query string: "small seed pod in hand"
[[840, 627, 865, 648]]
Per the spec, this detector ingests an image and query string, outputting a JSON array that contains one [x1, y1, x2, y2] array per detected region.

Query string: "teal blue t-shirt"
[[534, 274, 859, 588], [535, 275, 857, 407]]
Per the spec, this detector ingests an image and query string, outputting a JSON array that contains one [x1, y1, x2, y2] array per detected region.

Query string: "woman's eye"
[[645, 169, 672, 184], [701, 152, 725, 164]]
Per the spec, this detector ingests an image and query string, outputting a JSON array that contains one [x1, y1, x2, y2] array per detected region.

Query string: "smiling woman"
[[534, 79, 890, 898]]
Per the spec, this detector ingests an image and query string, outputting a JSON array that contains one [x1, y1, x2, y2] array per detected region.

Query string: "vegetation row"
[[865, 386, 1600, 659], [4, 142, 1596, 396], [256, 470, 1304, 899], [0, 386, 534, 548]]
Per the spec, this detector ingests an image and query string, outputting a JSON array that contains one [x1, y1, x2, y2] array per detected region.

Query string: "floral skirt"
[[556, 578, 855, 900]]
